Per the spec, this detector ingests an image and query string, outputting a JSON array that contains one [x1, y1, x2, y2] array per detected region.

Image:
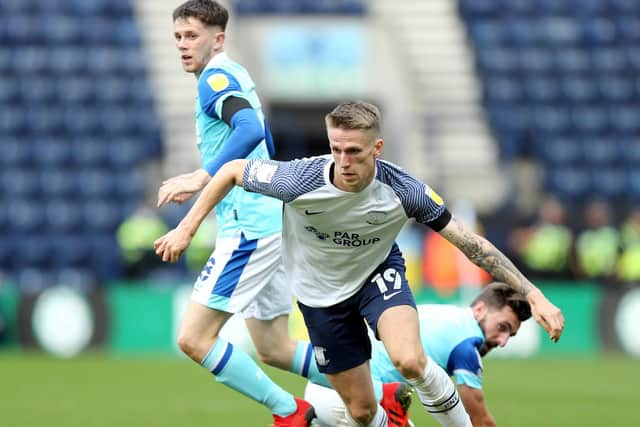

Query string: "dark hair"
[[471, 282, 532, 322], [173, 0, 229, 30], [325, 101, 381, 138]]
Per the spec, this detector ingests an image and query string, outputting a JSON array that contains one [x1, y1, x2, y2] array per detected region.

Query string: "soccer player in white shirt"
[[155, 101, 565, 427]]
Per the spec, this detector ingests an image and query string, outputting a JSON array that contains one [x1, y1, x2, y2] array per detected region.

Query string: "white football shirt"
[[243, 156, 447, 307]]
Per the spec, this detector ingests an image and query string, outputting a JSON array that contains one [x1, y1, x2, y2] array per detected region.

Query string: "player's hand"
[[157, 177, 201, 207], [527, 289, 565, 342], [153, 227, 192, 263]]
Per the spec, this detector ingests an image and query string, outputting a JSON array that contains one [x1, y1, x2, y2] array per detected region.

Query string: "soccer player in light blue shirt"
[[304, 283, 532, 427], [156, 1, 320, 425]]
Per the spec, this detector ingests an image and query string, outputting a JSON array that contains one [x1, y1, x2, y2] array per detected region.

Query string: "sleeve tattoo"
[[439, 218, 535, 296]]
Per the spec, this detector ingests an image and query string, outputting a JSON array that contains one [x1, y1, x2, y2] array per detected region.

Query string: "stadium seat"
[[94, 76, 131, 105], [2, 168, 39, 198], [532, 106, 571, 134], [113, 169, 144, 199], [0, 107, 27, 134], [591, 48, 628, 74], [608, 106, 640, 134], [0, 76, 19, 104], [546, 167, 591, 202], [458, 0, 500, 18], [617, 16, 640, 42], [16, 267, 51, 293], [525, 77, 561, 104], [476, 47, 519, 74], [63, 106, 101, 135], [43, 15, 79, 44], [57, 76, 94, 105], [77, 169, 116, 198], [597, 75, 634, 103], [8, 199, 45, 232], [541, 17, 580, 46], [50, 47, 88, 74], [71, 136, 110, 167], [50, 235, 92, 269], [108, 137, 143, 168], [624, 138, 640, 166], [536, 136, 583, 166], [87, 234, 123, 280], [32, 137, 73, 167], [581, 17, 618, 46], [554, 48, 590, 74], [571, 106, 609, 134], [519, 47, 554, 74], [483, 76, 523, 104], [561, 76, 598, 104], [506, 18, 541, 46], [40, 168, 77, 198], [45, 199, 82, 232], [592, 169, 628, 201], [1, 136, 32, 167], [582, 136, 622, 166], [82, 198, 124, 232]]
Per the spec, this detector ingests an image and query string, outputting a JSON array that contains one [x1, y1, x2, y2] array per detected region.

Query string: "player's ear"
[[472, 301, 487, 319], [373, 138, 383, 157]]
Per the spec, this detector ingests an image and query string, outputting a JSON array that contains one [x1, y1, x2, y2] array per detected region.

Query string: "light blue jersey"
[[370, 304, 485, 389], [196, 52, 282, 240]]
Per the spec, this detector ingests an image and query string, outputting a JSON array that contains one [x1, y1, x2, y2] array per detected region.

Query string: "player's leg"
[[303, 382, 352, 427], [298, 300, 388, 427], [244, 263, 332, 388], [366, 244, 471, 427], [183, 233, 314, 424]]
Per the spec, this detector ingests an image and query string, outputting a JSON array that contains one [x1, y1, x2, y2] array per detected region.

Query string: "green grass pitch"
[[0, 352, 636, 426]]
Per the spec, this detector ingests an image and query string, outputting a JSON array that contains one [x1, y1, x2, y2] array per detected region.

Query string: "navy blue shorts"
[[297, 243, 417, 374]]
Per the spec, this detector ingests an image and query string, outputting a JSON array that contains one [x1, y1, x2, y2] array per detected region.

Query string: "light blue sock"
[[291, 341, 333, 388], [291, 341, 384, 400], [201, 338, 296, 417]]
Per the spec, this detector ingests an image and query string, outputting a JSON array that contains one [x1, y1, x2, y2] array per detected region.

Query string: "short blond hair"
[[325, 101, 381, 139]]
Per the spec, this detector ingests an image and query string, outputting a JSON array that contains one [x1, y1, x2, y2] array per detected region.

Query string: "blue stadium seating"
[[460, 0, 640, 205]]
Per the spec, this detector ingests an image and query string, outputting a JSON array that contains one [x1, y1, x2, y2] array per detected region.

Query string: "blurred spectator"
[[509, 195, 573, 280], [116, 203, 169, 279], [616, 207, 640, 283], [572, 200, 620, 282], [184, 216, 217, 274]]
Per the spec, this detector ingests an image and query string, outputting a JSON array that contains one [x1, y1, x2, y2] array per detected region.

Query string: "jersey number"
[[370, 268, 402, 294]]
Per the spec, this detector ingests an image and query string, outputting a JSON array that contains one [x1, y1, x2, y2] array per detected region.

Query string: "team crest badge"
[[366, 211, 388, 225]]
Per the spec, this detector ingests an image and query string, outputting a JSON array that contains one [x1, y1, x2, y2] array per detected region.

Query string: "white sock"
[[344, 404, 388, 426], [406, 357, 472, 427]]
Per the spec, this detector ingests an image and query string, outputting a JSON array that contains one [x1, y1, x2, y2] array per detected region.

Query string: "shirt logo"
[[304, 209, 325, 215], [207, 73, 229, 92], [313, 346, 330, 367], [365, 211, 387, 225], [383, 291, 403, 300], [248, 162, 277, 183]]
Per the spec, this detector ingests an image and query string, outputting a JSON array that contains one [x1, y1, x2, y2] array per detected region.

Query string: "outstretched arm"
[[458, 385, 497, 427], [154, 159, 248, 263], [438, 216, 565, 342]]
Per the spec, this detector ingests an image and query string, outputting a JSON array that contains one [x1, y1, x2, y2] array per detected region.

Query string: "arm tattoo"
[[440, 218, 535, 297]]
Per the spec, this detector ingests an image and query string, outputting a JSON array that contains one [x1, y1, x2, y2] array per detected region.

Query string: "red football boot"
[[272, 397, 316, 427], [381, 382, 413, 427]]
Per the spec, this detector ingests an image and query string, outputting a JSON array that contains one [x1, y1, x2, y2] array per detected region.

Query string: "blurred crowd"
[[506, 195, 640, 284]]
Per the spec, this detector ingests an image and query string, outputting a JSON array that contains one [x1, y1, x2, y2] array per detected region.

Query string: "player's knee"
[[391, 353, 426, 379], [176, 332, 200, 361], [347, 404, 377, 425]]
